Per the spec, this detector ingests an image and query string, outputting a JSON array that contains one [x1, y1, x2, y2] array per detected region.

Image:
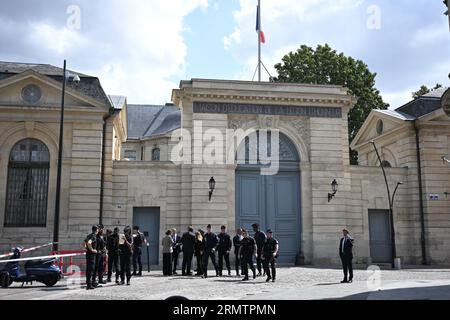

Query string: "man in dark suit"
[[339, 228, 354, 283], [181, 226, 196, 275], [171, 228, 182, 275]]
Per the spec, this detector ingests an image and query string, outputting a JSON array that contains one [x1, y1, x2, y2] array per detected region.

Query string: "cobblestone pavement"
[[1, 266, 450, 300]]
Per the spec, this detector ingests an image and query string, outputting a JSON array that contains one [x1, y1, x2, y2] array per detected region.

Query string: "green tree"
[[273, 44, 389, 165], [412, 83, 442, 99]]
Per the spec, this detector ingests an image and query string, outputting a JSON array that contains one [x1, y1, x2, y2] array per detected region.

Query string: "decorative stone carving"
[[290, 117, 310, 144], [228, 117, 257, 130], [258, 115, 280, 129]]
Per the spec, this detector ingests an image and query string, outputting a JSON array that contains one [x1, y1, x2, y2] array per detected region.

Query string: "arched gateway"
[[235, 131, 301, 263]]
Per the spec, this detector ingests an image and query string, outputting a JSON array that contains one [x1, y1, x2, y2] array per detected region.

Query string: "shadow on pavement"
[[330, 284, 450, 300]]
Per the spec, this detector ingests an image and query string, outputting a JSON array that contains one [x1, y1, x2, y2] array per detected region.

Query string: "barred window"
[[152, 147, 160, 161], [4, 139, 50, 227]]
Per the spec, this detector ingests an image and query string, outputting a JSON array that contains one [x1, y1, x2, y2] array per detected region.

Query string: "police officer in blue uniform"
[[217, 225, 232, 276], [202, 224, 219, 278], [132, 226, 146, 276], [233, 228, 243, 276], [239, 229, 257, 281], [262, 229, 279, 282], [84, 225, 98, 290], [93, 224, 106, 285], [252, 223, 266, 276]]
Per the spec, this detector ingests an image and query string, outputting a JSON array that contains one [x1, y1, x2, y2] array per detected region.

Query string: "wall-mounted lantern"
[[209, 177, 216, 201], [328, 179, 338, 202]]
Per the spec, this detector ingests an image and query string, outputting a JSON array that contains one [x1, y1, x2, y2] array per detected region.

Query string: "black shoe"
[[242, 277, 249, 281], [228, 270, 231, 276], [348, 279, 353, 283], [118, 281, 125, 285], [253, 272, 256, 279], [106, 278, 111, 283], [92, 282, 99, 287], [137, 272, 142, 276], [341, 279, 348, 283], [98, 280, 107, 284], [257, 272, 262, 277], [173, 271, 178, 275], [218, 272, 222, 277], [182, 272, 186, 276], [187, 272, 193, 276], [132, 272, 137, 276], [236, 273, 240, 277], [115, 280, 120, 284], [266, 276, 271, 282], [202, 274, 208, 279], [272, 278, 276, 282], [126, 281, 130, 286], [86, 284, 95, 290]]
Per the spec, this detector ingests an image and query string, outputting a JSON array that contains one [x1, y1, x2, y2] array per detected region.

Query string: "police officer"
[[181, 226, 196, 275], [262, 229, 279, 282], [106, 227, 120, 283], [93, 224, 106, 285], [239, 229, 257, 281], [132, 226, 146, 276], [119, 226, 133, 285], [233, 228, 243, 277], [217, 225, 232, 277], [84, 225, 98, 290], [252, 223, 266, 276], [202, 224, 219, 278]]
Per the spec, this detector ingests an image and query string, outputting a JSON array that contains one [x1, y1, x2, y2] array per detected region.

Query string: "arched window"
[[4, 139, 50, 227], [152, 147, 160, 161]]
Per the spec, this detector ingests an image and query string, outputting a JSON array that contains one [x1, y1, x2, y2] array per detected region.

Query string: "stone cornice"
[[172, 79, 357, 109]]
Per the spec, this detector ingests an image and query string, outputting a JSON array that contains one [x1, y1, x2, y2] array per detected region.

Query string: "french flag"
[[256, 4, 265, 44]]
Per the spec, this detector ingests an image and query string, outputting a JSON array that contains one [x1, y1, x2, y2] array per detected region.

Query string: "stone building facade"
[[0, 62, 449, 266]]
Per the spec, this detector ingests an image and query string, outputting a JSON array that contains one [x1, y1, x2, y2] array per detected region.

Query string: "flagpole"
[[258, 0, 261, 82]]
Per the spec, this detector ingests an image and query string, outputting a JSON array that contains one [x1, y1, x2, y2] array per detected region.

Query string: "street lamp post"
[[370, 141, 401, 269], [53, 60, 80, 252]]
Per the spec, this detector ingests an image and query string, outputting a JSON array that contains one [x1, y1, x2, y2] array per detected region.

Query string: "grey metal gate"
[[132, 207, 160, 265], [369, 209, 392, 263]]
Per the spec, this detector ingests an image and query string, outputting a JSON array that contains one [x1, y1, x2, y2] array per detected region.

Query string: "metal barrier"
[[51, 250, 109, 277], [51, 250, 86, 276]]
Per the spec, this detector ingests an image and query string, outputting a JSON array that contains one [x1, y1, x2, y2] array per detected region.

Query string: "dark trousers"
[[195, 253, 203, 275], [133, 247, 143, 273], [340, 254, 353, 280], [172, 250, 180, 272], [218, 250, 231, 274], [85, 253, 95, 286], [120, 254, 131, 282], [234, 252, 241, 275], [182, 250, 194, 274], [241, 254, 256, 277], [256, 250, 263, 274], [107, 253, 120, 281], [93, 252, 105, 282], [202, 249, 218, 276], [163, 253, 172, 276], [263, 257, 276, 279]]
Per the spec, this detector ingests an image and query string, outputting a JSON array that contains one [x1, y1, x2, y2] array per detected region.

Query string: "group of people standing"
[[84, 224, 147, 290], [162, 223, 279, 282]]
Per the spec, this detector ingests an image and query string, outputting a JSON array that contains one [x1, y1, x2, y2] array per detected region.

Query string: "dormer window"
[[152, 147, 160, 161]]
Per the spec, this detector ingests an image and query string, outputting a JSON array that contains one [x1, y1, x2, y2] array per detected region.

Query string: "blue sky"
[[0, 0, 449, 108]]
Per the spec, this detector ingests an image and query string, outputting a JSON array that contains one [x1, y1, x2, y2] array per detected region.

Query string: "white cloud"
[[0, 0, 209, 104]]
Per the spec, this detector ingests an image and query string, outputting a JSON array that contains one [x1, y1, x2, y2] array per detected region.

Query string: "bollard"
[[394, 258, 401, 270]]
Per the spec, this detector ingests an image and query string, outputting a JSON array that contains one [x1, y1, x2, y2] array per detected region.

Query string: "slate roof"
[[108, 95, 127, 110], [126, 104, 181, 139], [393, 87, 447, 119], [0, 61, 111, 106]]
